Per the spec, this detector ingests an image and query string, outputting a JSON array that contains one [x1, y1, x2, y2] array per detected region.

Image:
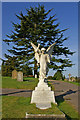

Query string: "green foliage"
[[22, 64, 33, 76], [75, 76, 80, 83], [1, 57, 19, 77], [47, 76, 53, 80], [1, 57, 33, 76], [53, 70, 64, 80], [3, 5, 74, 75]]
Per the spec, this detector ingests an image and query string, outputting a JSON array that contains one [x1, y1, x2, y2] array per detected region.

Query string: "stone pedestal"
[[31, 80, 57, 109]]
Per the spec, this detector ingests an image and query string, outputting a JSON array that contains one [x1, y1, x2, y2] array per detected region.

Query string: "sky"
[[2, 2, 78, 77]]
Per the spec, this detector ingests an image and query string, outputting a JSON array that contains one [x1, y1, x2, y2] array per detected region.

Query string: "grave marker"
[[17, 71, 23, 81], [12, 70, 17, 79]]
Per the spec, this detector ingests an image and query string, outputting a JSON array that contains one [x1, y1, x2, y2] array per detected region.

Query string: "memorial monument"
[[31, 42, 57, 109]]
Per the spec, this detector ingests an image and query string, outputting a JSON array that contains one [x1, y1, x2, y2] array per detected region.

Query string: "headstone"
[[17, 71, 23, 81], [35, 74, 37, 78], [12, 70, 17, 79]]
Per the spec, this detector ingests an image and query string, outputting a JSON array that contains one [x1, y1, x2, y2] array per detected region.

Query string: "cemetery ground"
[[1, 76, 80, 119]]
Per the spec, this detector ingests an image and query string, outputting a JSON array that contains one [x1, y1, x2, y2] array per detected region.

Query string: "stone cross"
[[68, 73, 71, 81], [17, 71, 23, 81], [12, 70, 17, 79]]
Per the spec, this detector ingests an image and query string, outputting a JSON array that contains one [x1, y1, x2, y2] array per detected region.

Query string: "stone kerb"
[[17, 71, 23, 81], [12, 70, 17, 79]]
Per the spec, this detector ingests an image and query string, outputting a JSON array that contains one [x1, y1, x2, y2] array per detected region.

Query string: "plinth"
[[31, 80, 57, 109]]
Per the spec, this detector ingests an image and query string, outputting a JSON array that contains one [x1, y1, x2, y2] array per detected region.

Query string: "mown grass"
[[66, 81, 80, 86], [2, 96, 63, 118], [2, 77, 80, 119], [56, 98, 80, 120], [2, 77, 38, 90], [0, 74, 2, 88], [2, 96, 80, 119], [0, 96, 2, 120]]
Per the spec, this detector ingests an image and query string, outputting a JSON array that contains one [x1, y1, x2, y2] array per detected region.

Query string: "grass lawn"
[[2, 77, 38, 90], [2, 96, 80, 119], [2, 76, 80, 119], [56, 98, 80, 120], [0, 96, 2, 120], [2, 96, 63, 118], [66, 81, 80, 86], [0, 75, 2, 88]]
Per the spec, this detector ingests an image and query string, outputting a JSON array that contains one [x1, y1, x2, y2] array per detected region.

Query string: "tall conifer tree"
[[3, 5, 74, 76]]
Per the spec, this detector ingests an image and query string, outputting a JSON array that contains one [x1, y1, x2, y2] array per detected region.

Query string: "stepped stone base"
[[25, 113, 66, 119], [31, 80, 57, 109]]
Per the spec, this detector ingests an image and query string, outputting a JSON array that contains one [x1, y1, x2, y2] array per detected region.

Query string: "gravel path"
[[1, 80, 80, 113], [0, 88, 32, 97], [51, 80, 80, 113]]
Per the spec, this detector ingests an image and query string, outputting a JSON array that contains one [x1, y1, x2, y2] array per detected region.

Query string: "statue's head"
[[41, 48, 46, 53]]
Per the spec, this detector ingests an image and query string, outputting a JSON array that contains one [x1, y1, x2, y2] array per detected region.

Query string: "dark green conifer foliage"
[[1, 56, 33, 76], [3, 5, 74, 75], [53, 70, 64, 80], [1, 56, 19, 76]]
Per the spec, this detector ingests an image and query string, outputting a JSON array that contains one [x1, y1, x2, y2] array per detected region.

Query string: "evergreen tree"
[[1, 56, 33, 76], [3, 5, 74, 76], [1, 56, 20, 76], [22, 64, 33, 76], [53, 70, 64, 80], [63, 75, 66, 80]]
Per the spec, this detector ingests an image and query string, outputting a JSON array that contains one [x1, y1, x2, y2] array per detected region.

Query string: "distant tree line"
[[47, 70, 65, 80], [1, 57, 33, 77]]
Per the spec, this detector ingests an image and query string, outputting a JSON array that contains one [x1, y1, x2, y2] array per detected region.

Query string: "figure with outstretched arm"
[[30, 42, 57, 108], [31, 42, 56, 81]]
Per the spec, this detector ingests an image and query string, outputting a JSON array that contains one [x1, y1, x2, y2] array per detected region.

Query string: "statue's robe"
[[39, 53, 50, 80]]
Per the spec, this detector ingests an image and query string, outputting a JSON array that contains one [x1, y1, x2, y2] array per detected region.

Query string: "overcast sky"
[[2, 2, 78, 77]]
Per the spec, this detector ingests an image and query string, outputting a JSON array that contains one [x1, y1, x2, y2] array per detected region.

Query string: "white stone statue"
[[31, 42, 56, 81]]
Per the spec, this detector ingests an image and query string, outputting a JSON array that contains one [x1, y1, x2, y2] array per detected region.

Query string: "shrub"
[[47, 76, 53, 80]]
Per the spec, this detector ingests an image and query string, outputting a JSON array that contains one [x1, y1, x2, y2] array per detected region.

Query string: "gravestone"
[[35, 74, 37, 78], [12, 70, 17, 79], [17, 71, 23, 81]]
